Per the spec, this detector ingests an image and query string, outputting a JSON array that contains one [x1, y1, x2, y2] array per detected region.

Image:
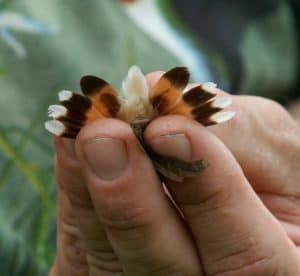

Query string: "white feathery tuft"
[[58, 90, 72, 101], [118, 65, 154, 123], [48, 105, 67, 118], [122, 65, 148, 100], [44, 120, 65, 136], [212, 97, 232, 109], [211, 111, 236, 124]]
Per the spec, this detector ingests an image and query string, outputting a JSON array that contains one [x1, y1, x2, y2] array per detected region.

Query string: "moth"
[[45, 66, 234, 181]]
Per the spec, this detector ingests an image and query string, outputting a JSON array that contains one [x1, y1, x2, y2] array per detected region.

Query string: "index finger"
[[146, 71, 164, 88], [145, 115, 299, 275]]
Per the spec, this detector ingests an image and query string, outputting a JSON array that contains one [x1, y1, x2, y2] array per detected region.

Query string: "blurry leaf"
[[0, 67, 8, 75], [0, 0, 179, 275]]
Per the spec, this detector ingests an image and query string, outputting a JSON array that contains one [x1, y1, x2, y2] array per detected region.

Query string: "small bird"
[[45, 66, 234, 181]]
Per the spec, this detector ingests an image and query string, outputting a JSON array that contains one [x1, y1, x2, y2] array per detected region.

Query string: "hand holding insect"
[[46, 66, 234, 181], [49, 71, 300, 275]]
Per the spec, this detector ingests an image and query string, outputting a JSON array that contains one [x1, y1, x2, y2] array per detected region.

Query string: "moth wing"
[[45, 76, 121, 139], [149, 68, 234, 126], [80, 75, 120, 118], [160, 80, 234, 126], [45, 90, 107, 138], [149, 67, 189, 115]]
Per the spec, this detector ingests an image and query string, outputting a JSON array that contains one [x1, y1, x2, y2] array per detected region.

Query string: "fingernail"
[[83, 138, 127, 181], [62, 138, 77, 159], [150, 133, 191, 161]]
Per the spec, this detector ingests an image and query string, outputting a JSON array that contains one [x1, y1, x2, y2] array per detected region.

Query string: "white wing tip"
[[45, 120, 65, 136], [211, 111, 236, 124], [48, 105, 67, 118], [58, 90, 72, 101], [213, 97, 232, 109]]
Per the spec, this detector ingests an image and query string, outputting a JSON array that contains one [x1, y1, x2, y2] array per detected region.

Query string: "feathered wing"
[[45, 66, 235, 182], [80, 75, 120, 118], [149, 67, 189, 115], [147, 67, 235, 181], [45, 77, 120, 138], [149, 67, 235, 125]]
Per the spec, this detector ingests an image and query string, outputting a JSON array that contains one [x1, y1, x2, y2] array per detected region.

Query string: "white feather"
[[48, 105, 67, 118], [44, 120, 65, 136], [58, 90, 72, 101], [211, 111, 236, 124], [212, 97, 232, 109]]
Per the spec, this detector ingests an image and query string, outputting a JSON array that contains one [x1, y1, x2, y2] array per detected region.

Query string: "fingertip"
[[145, 71, 164, 88], [76, 118, 135, 146], [73, 120, 203, 276], [145, 115, 209, 159], [74, 118, 160, 185], [62, 138, 77, 159], [54, 135, 79, 168], [145, 115, 200, 140], [53, 135, 62, 149], [145, 114, 243, 184], [75, 119, 139, 182]]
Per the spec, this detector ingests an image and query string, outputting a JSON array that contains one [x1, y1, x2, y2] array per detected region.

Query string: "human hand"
[[50, 73, 300, 275], [288, 99, 300, 124]]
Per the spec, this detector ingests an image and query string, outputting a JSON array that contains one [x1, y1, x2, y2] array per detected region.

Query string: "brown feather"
[[61, 126, 80, 139], [80, 75, 108, 96], [80, 75, 120, 117], [46, 66, 235, 182], [58, 92, 105, 130], [192, 101, 223, 121], [150, 67, 189, 115], [183, 85, 216, 107]]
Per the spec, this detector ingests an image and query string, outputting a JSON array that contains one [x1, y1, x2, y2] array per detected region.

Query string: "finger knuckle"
[[61, 230, 87, 271], [179, 183, 233, 220], [56, 161, 94, 210], [86, 246, 122, 273], [56, 160, 82, 188], [64, 186, 94, 209], [208, 249, 280, 276], [100, 204, 153, 233], [123, 259, 202, 276], [248, 96, 297, 131]]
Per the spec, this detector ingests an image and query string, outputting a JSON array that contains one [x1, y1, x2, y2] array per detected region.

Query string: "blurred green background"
[[0, 0, 298, 275], [0, 1, 180, 275]]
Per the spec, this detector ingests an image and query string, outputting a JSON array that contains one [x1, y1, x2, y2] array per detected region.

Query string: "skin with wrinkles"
[[50, 72, 300, 276]]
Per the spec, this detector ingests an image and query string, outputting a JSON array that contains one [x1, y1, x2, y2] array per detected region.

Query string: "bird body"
[[45, 66, 234, 181]]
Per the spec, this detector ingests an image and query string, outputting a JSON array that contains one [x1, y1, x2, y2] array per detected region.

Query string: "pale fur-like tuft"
[[119, 65, 154, 123]]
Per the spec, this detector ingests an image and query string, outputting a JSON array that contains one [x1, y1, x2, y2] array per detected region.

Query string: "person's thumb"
[[145, 115, 300, 275]]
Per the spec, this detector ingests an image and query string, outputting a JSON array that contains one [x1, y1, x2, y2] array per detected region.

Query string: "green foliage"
[[0, 0, 13, 9], [0, 0, 178, 275]]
